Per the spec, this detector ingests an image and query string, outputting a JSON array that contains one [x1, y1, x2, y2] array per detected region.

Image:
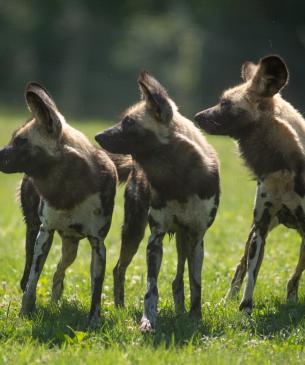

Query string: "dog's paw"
[[287, 290, 298, 304], [239, 299, 253, 315], [88, 314, 101, 329], [140, 318, 155, 333], [51, 282, 64, 303], [20, 295, 36, 317]]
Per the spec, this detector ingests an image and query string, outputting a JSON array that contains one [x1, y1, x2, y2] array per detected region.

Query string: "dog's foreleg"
[[19, 176, 41, 292], [172, 231, 187, 314], [140, 231, 164, 333], [21, 227, 54, 315], [88, 235, 107, 325], [20, 222, 41, 292], [187, 235, 204, 318]]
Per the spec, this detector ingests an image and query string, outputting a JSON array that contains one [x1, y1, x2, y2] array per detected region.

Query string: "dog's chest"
[[149, 194, 217, 234], [39, 193, 106, 238]]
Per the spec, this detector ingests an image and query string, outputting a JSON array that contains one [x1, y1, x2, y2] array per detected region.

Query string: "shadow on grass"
[[130, 307, 216, 348], [150, 298, 305, 347], [31, 302, 212, 348], [31, 300, 117, 346], [30, 298, 305, 348], [253, 299, 305, 337], [31, 300, 89, 345], [152, 310, 210, 348]]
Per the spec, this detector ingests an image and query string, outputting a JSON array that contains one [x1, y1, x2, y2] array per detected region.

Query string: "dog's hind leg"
[[52, 236, 79, 302], [140, 229, 165, 332], [113, 168, 149, 307], [113, 218, 147, 307], [287, 206, 305, 303], [226, 225, 255, 300], [239, 185, 277, 315], [19, 175, 41, 292], [88, 214, 114, 325], [88, 235, 107, 325], [187, 233, 204, 319], [172, 231, 187, 314], [287, 237, 305, 303]]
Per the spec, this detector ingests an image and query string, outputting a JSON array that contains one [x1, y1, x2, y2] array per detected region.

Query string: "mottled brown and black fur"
[[195, 55, 305, 314], [0, 82, 120, 323], [96, 71, 220, 331]]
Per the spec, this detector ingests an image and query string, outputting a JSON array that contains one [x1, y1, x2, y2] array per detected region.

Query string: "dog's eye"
[[123, 116, 136, 128], [220, 99, 232, 108], [13, 136, 28, 147]]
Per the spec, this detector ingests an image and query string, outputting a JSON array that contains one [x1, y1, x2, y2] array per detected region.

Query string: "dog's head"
[[0, 82, 64, 175], [194, 55, 289, 138], [95, 71, 174, 156]]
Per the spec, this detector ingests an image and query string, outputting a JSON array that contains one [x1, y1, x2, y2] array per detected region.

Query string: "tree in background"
[[0, 0, 304, 119]]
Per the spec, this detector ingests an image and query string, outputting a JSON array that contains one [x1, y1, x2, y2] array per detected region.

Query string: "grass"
[[0, 111, 305, 364]]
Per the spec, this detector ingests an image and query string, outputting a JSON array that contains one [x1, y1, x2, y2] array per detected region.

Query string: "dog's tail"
[[107, 153, 133, 183]]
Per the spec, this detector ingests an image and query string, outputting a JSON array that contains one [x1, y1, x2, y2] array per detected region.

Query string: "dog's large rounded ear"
[[25, 82, 62, 136], [138, 71, 173, 124], [250, 55, 289, 97], [241, 61, 257, 81]]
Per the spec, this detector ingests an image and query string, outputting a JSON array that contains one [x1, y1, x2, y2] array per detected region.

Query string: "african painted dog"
[[0, 82, 119, 324], [19, 157, 148, 311], [195, 55, 305, 314], [96, 71, 220, 331]]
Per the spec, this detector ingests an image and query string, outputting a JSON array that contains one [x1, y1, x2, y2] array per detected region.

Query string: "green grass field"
[[0, 112, 305, 364]]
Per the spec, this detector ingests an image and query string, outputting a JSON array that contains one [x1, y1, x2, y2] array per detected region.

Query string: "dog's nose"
[[95, 133, 104, 145], [194, 112, 203, 123]]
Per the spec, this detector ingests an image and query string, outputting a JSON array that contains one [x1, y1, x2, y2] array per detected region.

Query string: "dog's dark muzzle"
[[95, 127, 130, 154], [194, 111, 206, 126], [194, 108, 223, 135], [0, 146, 20, 173]]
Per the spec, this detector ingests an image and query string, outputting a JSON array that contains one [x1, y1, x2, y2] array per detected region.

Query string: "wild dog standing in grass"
[[0, 82, 119, 324], [195, 55, 305, 314], [16, 119, 148, 312], [19, 157, 149, 310], [95, 71, 220, 332]]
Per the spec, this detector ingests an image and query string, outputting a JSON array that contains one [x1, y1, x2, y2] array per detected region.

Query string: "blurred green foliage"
[[0, 0, 305, 120]]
